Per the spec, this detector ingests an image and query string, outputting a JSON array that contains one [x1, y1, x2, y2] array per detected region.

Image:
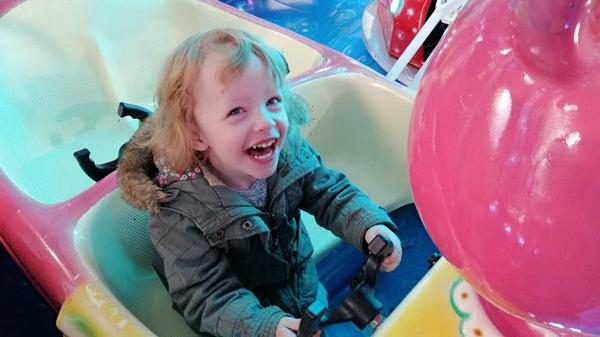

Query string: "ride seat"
[[73, 189, 339, 336]]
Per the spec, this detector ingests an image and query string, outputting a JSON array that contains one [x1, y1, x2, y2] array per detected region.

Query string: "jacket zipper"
[[264, 212, 279, 249]]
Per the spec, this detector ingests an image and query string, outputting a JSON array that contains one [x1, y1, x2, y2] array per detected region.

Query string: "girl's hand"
[[364, 225, 402, 272], [275, 317, 300, 337], [276, 317, 299, 337], [275, 317, 321, 337]]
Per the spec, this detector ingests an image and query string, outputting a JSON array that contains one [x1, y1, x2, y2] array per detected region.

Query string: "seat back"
[[297, 72, 414, 210], [74, 191, 199, 337]]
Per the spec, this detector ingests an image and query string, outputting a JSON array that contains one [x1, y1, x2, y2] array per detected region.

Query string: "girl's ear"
[[189, 123, 209, 151]]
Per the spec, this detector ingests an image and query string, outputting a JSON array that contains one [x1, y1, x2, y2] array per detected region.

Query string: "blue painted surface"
[[0, 1, 438, 336], [219, 0, 388, 75]]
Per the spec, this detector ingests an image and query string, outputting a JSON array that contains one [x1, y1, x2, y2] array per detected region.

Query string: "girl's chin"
[[252, 163, 278, 178], [250, 160, 279, 179]]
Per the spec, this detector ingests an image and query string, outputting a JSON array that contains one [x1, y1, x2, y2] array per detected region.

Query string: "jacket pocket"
[[201, 215, 268, 246], [201, 216, 291, 289]]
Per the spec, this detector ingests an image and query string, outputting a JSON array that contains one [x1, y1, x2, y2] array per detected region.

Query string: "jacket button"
[[241, 221, 253, 232], [215, 228, 225, 239]]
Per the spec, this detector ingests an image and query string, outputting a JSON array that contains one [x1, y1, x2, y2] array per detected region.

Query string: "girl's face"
[[190, 51, 289, 190]]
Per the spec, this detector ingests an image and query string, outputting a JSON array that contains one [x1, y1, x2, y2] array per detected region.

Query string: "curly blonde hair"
[[143, 28, 309, 173]]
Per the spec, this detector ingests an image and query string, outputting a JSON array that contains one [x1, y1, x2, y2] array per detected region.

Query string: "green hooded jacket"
[[117, 122, 396, 337]]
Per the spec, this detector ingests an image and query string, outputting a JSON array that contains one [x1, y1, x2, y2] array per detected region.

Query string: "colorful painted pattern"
[[57, 282, 154, 337], [450, 279, 504, 337]]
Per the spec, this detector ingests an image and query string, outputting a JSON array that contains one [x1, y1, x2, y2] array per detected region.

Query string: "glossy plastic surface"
[[480, 298, 580, 337], [0, 0, 325, 205], [409, 0, 600, 335]]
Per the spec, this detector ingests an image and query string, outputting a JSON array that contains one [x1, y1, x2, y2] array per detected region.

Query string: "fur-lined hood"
[[117, 122, 167, 214]]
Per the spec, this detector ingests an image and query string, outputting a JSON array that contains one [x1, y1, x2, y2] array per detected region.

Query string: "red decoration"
[[377, 0, 432, 68]]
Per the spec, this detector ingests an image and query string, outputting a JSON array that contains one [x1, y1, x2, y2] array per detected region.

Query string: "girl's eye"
[[227, 107, 244, 117], [267, 96, 282, 106]]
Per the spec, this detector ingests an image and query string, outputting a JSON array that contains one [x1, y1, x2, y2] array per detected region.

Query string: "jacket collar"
[[267, 139, 320, 208], [162, 139, 320, 222]]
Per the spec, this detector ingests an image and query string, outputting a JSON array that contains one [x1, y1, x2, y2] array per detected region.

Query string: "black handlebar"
[[298, 234, 393, 337], [73, 102, 151, 181]]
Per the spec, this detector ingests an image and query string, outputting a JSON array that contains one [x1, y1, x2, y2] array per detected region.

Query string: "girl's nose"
[[253, 107, 276, 131]]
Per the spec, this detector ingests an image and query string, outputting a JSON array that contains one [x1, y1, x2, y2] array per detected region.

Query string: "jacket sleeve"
[[150, 209, 290, 337], [299, 145, 398, 252]]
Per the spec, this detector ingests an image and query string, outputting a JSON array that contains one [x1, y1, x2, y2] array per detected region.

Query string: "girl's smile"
[[246, 138, 277, 161]]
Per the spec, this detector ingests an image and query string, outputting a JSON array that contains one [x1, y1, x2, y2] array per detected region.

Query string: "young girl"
[[118, 28, 401, 337]]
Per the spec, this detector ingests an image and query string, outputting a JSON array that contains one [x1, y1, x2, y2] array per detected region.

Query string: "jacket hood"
[[117, 121, 167, 214]]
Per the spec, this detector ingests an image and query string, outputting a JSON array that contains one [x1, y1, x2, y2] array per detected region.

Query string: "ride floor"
[[0, 1, 437, 336]]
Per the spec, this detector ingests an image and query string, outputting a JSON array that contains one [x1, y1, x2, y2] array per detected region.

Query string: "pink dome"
[[408, 0, 600, 335]]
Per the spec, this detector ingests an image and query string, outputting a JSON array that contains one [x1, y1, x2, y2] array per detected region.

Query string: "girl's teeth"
[[251, 139, 275, 150], [252, 153, 271, 160]]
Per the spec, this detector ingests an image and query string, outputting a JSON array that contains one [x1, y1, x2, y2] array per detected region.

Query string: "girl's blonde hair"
[[144, 28, 309, 172]]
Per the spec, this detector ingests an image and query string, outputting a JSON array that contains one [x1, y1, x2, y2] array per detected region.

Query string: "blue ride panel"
[[219, 0, 387, 75]]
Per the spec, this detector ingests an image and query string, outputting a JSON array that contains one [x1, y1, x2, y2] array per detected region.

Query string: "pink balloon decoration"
[[408, 0, 600, 335], [480, 296, 580, 337]]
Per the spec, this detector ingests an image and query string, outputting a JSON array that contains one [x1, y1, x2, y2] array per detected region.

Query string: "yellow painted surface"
[[374, 258, 463, 337], [57, 282, 157, 337]]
